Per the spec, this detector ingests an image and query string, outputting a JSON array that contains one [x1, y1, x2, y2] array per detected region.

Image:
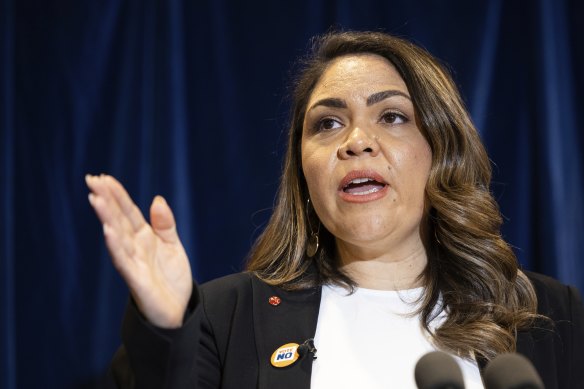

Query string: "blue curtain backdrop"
[[2, 0, 583, 387]]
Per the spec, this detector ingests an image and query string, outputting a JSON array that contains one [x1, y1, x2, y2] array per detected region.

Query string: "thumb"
[[150, 196, 179, 244]]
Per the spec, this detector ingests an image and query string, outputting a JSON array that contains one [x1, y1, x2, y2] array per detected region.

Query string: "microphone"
[[483, 353, 544, 389], [415, 351, 465, 389], [297, 338, 317, 360]]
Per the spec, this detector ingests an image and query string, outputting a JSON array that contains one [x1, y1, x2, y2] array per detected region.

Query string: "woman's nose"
[[338, 127, 380, 159]]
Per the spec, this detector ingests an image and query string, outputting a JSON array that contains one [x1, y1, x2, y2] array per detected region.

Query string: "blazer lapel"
[[251, 277, 321, 389]]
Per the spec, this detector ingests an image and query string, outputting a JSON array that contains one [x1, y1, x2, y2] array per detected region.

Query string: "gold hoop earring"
[[306, 198, 320, 257]]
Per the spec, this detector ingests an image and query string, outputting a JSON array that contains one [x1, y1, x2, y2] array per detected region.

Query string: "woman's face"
[[301, 54, 432, 256]]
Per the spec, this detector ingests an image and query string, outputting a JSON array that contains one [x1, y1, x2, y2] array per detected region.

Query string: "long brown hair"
[[246, 31, 539, 361]]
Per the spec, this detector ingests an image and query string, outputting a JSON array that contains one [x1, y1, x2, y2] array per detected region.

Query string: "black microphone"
[[415, 351, 465, 389], [483, 353, 544, 389], [297, 338, 317, 360]]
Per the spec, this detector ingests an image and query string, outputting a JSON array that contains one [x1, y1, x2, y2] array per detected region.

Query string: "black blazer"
[[108, 271, 584, 389]]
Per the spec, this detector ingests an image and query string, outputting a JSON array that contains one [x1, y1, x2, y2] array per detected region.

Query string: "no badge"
[[270, 343, 300, 368]]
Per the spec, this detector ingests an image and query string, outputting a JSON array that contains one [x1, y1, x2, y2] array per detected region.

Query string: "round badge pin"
[[270, 342, 300, 368]]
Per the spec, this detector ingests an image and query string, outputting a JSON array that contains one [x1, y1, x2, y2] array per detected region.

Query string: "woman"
[[87, 31, 584, 389]]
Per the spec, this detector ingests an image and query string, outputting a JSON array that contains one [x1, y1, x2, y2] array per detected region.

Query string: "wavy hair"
[[246, 31, 540, 361]]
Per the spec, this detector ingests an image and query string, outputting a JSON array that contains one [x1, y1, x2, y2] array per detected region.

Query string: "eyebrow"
[[366, 90, 411, 105], [308, 97, 347, 110], [308, 89, 411, 112]]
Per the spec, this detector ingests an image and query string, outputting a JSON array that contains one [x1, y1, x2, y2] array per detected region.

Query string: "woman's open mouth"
[[343, 177, 386, 195], [339, 170, 389, 203]]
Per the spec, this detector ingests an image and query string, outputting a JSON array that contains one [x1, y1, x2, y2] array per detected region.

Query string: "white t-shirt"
[[310, 284, 484, 389]]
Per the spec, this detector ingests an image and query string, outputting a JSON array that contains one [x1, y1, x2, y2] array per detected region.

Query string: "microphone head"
[[415, 351, 465, 389], [483, 353, 544, 389]]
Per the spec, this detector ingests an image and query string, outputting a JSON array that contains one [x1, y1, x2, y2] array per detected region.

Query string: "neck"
[[335, 239, 428, 291]]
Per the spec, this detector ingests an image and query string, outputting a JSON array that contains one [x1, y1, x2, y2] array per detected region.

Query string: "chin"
[[333, 226, 393, 247], [330, 217, 422, 252]]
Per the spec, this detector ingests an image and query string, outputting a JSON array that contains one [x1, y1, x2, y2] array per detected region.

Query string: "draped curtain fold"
[[2, 1, 16, 388], [2, 0, 583, 387]]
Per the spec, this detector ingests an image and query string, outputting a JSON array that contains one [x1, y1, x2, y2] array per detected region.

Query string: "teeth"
[[349, 177, 373, 184], [353, 186, 381, 195]]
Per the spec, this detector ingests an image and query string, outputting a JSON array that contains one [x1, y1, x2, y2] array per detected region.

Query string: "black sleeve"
[[567, 285, 584, 386], [104, 284, 222, 389]]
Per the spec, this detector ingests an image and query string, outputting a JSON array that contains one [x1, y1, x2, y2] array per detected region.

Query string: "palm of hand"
[[87, 175, 193, 328], [122, 224, 192, 328]]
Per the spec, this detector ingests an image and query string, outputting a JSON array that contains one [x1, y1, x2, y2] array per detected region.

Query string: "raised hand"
[[86, 174, 193, 328]]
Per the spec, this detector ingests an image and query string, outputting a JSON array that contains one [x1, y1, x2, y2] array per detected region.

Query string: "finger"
[[88, 183, 129, 234], [150, 196, 180, 244], [86, 174, 115, 202], [103, 223, 134, 274], [88, 191, 117, 228], [105, 175, 148, 232], [86, 175, 122, 224], [86, 175, 143, 235], [88, 190, 136, 241]]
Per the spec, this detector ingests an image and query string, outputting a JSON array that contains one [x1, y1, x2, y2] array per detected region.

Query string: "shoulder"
[[193, 273, 258, 350], [197, 271, 321, 318], [523, 270, 584, 320], [199, 272, 320, 304], [525, 270, 576, 297], [198, 272, 255, 308], [195, 271, 321, 337], [200, 272, 254, 293], [522, 272, 584, 386]]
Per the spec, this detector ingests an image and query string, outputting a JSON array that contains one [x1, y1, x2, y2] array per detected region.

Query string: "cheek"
[[408, 144, 433, 206], [417, 143, 433, 182], [411, 147, 432, 179], [301, 141, 336, 194], [301, 142, 319, 192], [301, 142, 340, 225], [385, 139, 432, 197], [404, 133, 432, 168]]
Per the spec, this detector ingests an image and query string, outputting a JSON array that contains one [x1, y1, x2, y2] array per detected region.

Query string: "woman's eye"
[[317, 118, 343, 131], [380, 111, 407, 124]]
